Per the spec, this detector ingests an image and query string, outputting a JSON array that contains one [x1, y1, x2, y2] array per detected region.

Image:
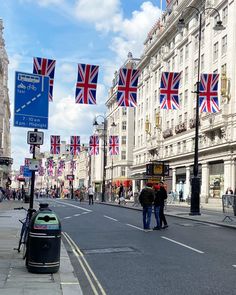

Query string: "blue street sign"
[[23, 166, 32, 177], [14, 71, 49, 129]]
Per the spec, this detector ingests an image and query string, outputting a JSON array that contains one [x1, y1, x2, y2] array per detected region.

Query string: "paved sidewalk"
[[0, 200, 82, 295]]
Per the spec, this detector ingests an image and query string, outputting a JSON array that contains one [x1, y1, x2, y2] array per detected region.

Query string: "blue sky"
[[0, 0, 165, 169]]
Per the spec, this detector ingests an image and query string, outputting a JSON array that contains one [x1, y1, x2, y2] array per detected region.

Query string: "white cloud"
[[74, 0, 121, 23], [110, 2, 162, 61]]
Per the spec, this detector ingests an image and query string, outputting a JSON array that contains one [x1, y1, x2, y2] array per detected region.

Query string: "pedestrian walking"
[[118, 183, 124, 205], [159, 182, 168, 229], [139, 183, 155, 231], [153, 184, 161, 230], [88, 186, 94, 205]]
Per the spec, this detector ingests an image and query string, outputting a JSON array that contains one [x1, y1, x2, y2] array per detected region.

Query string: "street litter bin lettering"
[[27, 203, 61, 273]]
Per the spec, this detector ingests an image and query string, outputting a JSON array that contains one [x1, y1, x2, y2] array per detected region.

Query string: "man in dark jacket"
[[159, 182, 168, 229], [153, 185, 162, 230], [139, 183, 155, 231]]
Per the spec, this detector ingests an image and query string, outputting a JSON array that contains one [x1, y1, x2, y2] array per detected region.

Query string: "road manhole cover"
[[83, 247, 135, 254]]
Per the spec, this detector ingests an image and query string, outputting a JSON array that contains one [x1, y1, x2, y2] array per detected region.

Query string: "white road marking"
[[104, 215, 118, 221], [126, 224, 144, 231], [161, 236, 204, 254], [55, 200, 92, 212], [232, 265, 236, 268], [64, 216, 72, 219], [74, 214, 81, 217], [63, 232, 106, 295]]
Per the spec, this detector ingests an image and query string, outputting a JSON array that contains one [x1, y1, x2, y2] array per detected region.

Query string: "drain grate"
[[83, 247, 135, 255]]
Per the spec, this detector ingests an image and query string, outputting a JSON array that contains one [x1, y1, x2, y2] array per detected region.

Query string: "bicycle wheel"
[[17, 221, 26, 252], [22, 227, 29, 260]]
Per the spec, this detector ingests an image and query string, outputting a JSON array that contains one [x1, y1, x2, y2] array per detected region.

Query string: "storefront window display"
[[209, 162, 224, 198]]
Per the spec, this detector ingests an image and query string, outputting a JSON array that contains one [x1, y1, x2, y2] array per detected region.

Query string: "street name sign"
[[23, 166, 32, 177], [14, 71, 49, 129]]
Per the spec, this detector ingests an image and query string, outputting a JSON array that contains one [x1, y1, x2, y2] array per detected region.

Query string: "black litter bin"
[[27, 203, 61, 273]]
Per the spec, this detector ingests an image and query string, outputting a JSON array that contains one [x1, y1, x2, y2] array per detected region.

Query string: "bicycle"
[[14, 207, 36, 260]]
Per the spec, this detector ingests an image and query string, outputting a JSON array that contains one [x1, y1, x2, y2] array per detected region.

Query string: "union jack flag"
[[33, 57, 56, 102], [75, 63, 99, 105], [47, 159, 54, 169], [59, 160, 65, 170], [109, 136, 119, 155], [117, 68, 139, 107], [38, 167, 45, 176], [70, 136, 81, 155], [89, 135, 99, 155], [57, 168, 62, 176], [70, 160, 76, 172], [160, 72, 181, 110], [199, 73, 220, 113], [50, 135, 60, 154], [48, 169, 53, 177]]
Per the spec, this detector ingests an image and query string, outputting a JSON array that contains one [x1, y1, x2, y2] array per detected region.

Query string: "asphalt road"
[[44, 199, 236, 295]]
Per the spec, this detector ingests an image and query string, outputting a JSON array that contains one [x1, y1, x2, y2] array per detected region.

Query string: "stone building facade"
[[131, 0, 232, 205], [0, 19, 11, 187]]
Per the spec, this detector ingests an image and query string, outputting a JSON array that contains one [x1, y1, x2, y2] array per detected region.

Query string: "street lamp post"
[[93, 117, 116, 202], [178, 5, 225, 215], [93, 115, 107, 202]]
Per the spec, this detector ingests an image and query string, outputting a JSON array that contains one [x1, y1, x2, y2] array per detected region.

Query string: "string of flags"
[[33, 56, 220, 112]]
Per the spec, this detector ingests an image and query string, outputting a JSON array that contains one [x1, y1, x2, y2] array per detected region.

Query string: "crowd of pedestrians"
[[139, 181, 168, 232]]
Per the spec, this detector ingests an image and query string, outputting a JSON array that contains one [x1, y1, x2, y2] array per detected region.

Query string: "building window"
[[213, 42, 219, 61], [179, 48, 183, 64], [172, 56, 175, 70], [155, 71, 158, 83], [184, 90, 188, 105], [194, 34, 199, 51], [154, 90, 157, 102], [167, 60, 171, 71], [178, 115, 182, 124], [183, 140, 186, 152], [185, 43, 189, 59], [221, 63, 227, 74], [171, 119, 174, 129], [201, 54, 204, 71], [121, 151, 126, 160], [122, 108, 127, 116], [121, 167, 126, 176], [201, 29, 205, 46], [185, 66, 188, 82], [179, 93, 182, 106], [121, 136, 126, 145], [194, 59, 198, 76], [167, 120, 170, 129], [170, 145, 173, 154], [165, 146, 168, 157], [122, 121, 127, 131], [177, 142, 181, 153], [222, 6, 228, 25], [222, 35, 227, 55], [184, 112, 187, 123]]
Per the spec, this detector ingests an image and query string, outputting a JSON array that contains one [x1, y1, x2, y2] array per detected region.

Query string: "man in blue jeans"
[[139, 183, 155, 231]]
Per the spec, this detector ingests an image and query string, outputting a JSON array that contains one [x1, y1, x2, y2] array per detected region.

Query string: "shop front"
[[209, 161, 224, 198]]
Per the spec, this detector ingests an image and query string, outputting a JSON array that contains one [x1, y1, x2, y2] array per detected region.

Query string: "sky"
[[0, 0, 166, 170]]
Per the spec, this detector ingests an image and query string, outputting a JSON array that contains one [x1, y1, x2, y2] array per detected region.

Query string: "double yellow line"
[[63, 232, 106, 295]]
